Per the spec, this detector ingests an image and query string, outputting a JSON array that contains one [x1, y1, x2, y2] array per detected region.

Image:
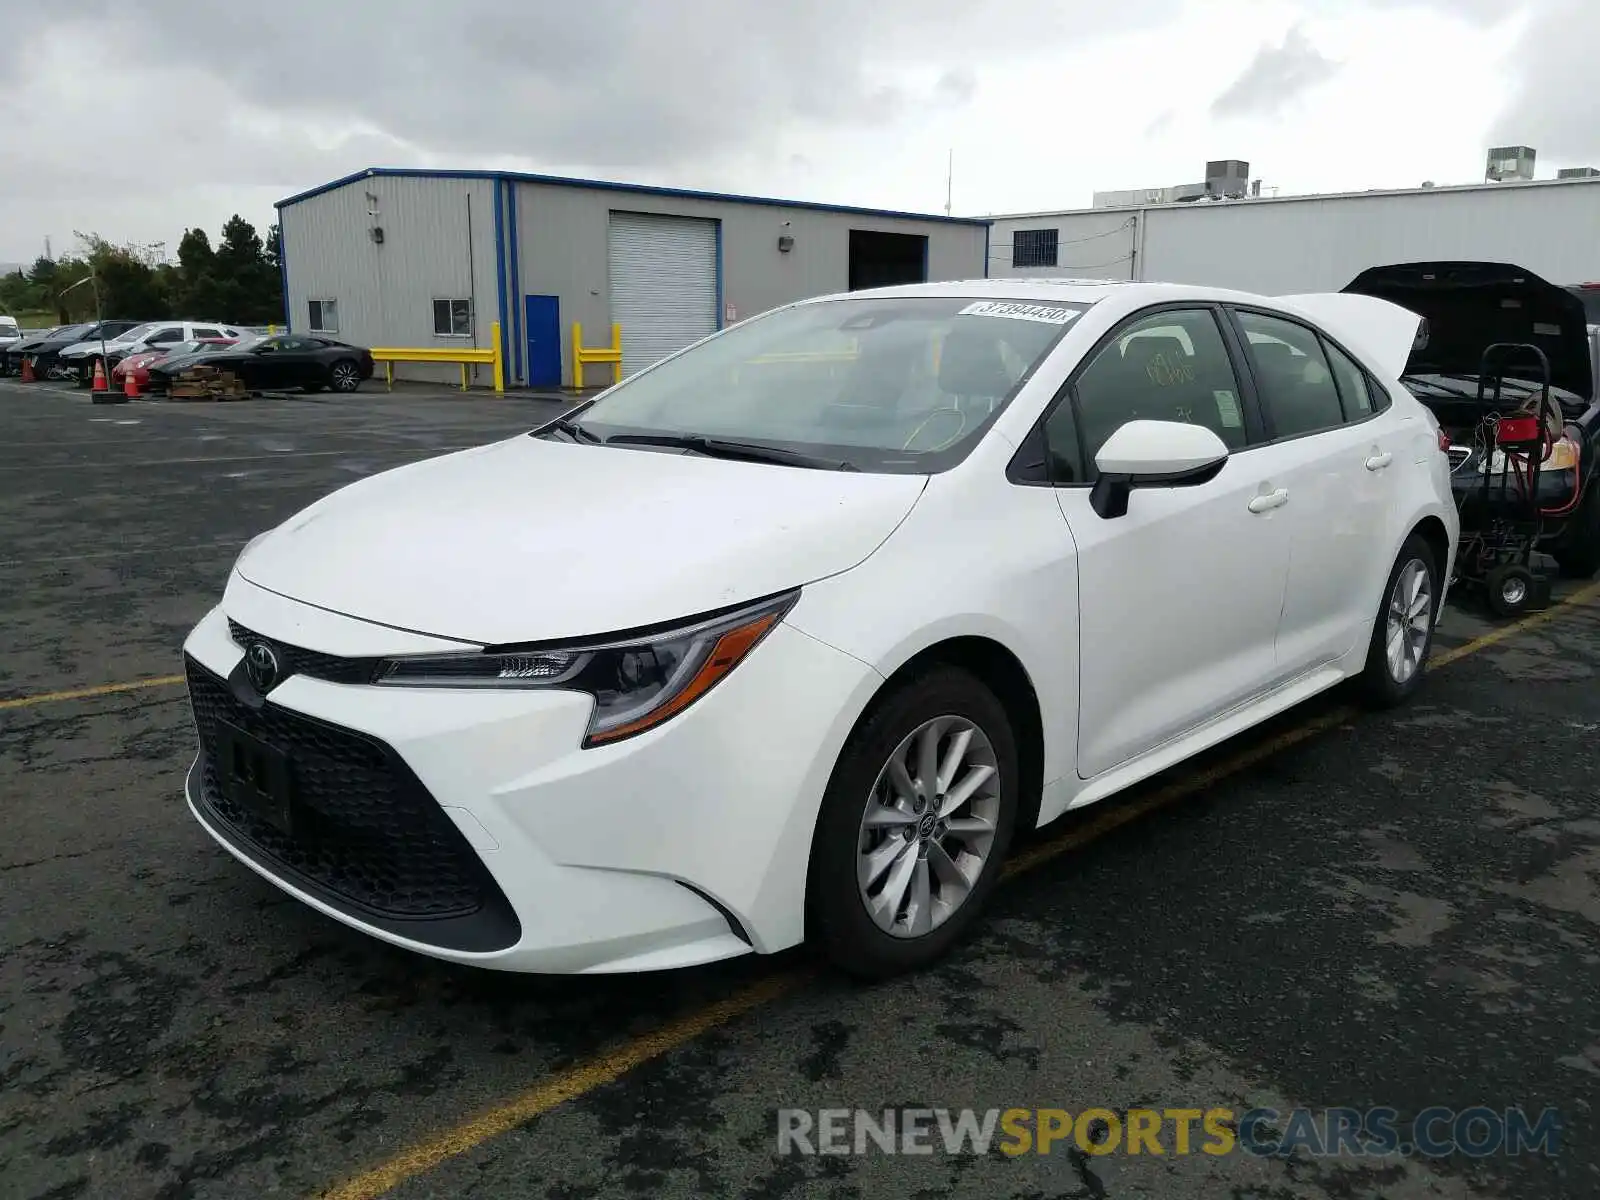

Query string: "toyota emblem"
[[244, 640, 282, 693]]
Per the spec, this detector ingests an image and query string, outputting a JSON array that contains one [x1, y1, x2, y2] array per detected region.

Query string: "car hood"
[[59, 339, 134, 356], [1342, 261, 1593, 400], [235, 434, 928, 645], [151, 351, 234, 372]]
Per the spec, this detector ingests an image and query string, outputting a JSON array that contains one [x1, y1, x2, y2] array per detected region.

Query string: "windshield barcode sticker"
[[958, 301, 1081, 325]]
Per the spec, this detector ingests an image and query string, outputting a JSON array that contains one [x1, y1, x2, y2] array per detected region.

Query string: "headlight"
[[373, 590, 799, 747]]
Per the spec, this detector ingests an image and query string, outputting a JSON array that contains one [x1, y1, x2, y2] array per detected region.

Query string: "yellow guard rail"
[[572, 322, 623, 388], [370, 321, 505, 393]]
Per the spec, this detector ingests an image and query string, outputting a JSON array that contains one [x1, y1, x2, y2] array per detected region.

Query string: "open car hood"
[[1341, 261, 1593, 401]]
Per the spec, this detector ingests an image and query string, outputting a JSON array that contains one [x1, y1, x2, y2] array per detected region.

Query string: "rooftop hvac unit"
[[1486, 145, 1536, 182]]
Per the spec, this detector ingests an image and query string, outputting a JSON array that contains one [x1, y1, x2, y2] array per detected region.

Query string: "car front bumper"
[[180, 579, 882, 974]]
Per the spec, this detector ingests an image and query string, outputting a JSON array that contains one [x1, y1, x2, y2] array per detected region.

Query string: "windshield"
[[562, 296, 1090, 473], [114, 322, 161, 343]]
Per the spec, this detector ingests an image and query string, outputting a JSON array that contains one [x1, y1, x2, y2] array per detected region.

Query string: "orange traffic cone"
[[91, 357, 109, 392], [123, 368, 140, 399], [20, 356, 34, 382]]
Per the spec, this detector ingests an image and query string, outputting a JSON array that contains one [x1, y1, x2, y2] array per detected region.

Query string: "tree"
[[6, 213, 284, 326]]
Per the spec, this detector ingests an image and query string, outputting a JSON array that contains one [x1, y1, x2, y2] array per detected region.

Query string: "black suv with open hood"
[[1343, 261, 1600, 579]]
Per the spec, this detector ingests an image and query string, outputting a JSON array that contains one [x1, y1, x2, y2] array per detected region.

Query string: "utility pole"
[[945, 148, 954, 216]]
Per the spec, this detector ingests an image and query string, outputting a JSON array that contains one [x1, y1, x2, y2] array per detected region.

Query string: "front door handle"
[[1365, 451, 1393, 471], [1247, 488, 1289, 513]]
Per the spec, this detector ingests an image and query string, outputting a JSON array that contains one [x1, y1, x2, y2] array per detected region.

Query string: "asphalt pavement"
[[1, 378, 1596, 1200]]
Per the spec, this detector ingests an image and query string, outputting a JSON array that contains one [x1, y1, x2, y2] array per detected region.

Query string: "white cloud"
[[0, 0, 1586, 260]]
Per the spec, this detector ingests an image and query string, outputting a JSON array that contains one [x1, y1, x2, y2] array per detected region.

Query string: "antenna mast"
[[945, 148, 954, 216]]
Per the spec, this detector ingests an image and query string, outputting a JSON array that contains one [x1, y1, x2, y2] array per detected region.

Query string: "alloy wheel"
[[1385, 557, 1433, 683], [331, 363, 358, 391], [856, 715, 1001, 939]]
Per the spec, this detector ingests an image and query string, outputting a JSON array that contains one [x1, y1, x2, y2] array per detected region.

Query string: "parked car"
[[0, 315, 20, 351], [3, 323, 81, 375], [1565, 282, 1600, 326], [1345, 262, 1600, 579], [8, 319, 144, 379], [59, 319, 248, 385], [111, 337, 239, 392], [147, 332, 374, 393], [179, 278, 1458, 979]]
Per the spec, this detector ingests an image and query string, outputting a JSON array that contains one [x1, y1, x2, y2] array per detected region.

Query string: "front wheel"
[[328, 360, 362, 393], [807, 666, 1019, 980], [1359, 534, 1440, 708]]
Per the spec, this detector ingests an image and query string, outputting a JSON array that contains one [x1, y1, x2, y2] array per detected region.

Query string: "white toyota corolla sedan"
[[181, 278, 1458, 979]]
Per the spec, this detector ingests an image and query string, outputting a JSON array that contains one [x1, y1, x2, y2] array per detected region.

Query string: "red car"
[[111, 338, 237, 391]]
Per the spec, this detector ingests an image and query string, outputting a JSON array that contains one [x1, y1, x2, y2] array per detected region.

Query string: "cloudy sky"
[[1, 0, 1594, 266]]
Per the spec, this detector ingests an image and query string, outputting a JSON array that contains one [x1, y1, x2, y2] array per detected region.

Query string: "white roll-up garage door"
[[607, 211, 719, 376]]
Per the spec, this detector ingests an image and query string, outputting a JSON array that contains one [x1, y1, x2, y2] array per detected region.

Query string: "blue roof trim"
[[275, 166, 992, 227]]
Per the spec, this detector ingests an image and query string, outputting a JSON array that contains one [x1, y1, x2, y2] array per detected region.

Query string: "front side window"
[[1054, 308, 1249, 482], [566, 295, 1092, 474], [1234, 310, 1346, 438], [147, 327, 183, 344]]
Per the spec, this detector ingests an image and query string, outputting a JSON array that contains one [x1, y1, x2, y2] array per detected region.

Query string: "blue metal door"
[[524, 294, 561, 387]]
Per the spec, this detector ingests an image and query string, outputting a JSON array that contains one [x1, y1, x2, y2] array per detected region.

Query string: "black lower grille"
[[185, 655, 519, 952]]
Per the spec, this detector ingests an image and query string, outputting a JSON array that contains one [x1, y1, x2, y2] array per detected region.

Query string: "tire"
[[1551, 486, 1600, 580], [328, 360, 361, 393], [1485, 563, 1536, 618], [1358, 533, 1441, 708], [806, 666, 1020, 980]]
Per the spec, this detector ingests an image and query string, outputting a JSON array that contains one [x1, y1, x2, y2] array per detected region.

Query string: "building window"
[[308, 299, 339, 334], [432, 298, 473, 338], [1012, 228, 1059, 269]]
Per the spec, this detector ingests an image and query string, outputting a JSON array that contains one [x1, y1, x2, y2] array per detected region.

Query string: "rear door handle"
[[1365, 451, 1393, 471], [1247, 488, 1289, 513]]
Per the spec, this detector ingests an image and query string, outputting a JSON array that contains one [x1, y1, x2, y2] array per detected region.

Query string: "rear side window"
[[1322, 339, 1375, 420], [1234, 310, 1346, 438]]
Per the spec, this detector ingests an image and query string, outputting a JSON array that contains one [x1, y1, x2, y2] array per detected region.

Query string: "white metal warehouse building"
[[987, 175, 1600, 296], [275, 168, 989, 388]]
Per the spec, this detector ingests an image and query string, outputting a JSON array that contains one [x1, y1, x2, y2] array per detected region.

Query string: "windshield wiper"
[[1401, 374, 1481, 400], [603, 432, 858, 471], [540, 415, 604, 443]]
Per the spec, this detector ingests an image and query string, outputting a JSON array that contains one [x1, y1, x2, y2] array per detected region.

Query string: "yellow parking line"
[[312, 580, 1600, 1200], [0, 674, 185, 711], [1430, 578, 1600, 667], [316, 972, 811, 1200]]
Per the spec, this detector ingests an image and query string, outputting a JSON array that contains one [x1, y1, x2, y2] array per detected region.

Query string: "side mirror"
[[1089, 419, 1230, 520]]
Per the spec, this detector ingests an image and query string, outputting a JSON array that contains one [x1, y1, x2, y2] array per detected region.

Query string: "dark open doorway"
[[848, 230, 929, 290]]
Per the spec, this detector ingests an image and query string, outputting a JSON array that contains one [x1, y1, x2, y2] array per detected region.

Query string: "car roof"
[[799, 277, 1290, 309]]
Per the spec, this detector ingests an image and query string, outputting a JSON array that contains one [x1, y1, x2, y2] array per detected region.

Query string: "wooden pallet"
[[166, 367, 251, 402]]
